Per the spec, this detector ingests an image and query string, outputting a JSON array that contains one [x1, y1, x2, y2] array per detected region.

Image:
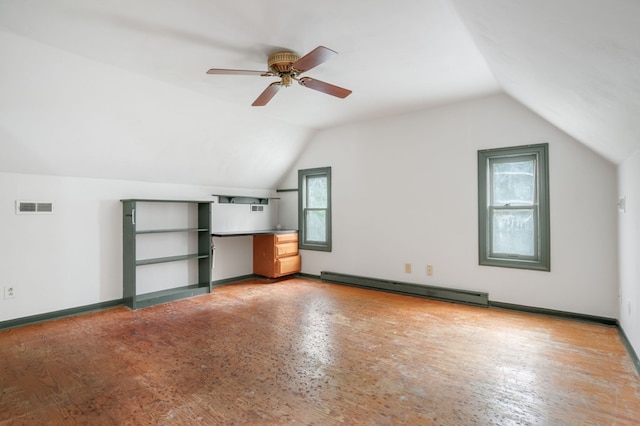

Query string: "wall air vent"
[[16, 201, 54, 215]]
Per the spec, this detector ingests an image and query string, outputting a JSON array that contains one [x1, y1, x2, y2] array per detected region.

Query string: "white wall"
[[211, 200, 278, 234], [278, 94, 619, 318], [0, 172, 270, 322], [277, 191, 299, 231], [618, 150, 640, 358]]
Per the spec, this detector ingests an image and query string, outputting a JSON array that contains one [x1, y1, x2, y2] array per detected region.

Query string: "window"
[[298, 167, 332, 251], [478, 144, 550, 271]]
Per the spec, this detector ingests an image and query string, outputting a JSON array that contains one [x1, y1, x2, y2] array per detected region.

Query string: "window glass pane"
[[492, 209, 535, 256], [491, 158, 535, 206], [307, 176, 327, 208], [305, 210, 327, 243]]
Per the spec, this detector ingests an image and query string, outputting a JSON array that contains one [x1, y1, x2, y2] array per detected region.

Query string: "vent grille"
[[16, 201, 54, 215]]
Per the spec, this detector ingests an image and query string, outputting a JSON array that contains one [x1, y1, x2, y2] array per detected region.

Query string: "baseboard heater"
[[320, 271, 488, 307]]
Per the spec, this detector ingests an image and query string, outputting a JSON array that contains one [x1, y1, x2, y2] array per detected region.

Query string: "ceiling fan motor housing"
[[268, 51, 300, 74]]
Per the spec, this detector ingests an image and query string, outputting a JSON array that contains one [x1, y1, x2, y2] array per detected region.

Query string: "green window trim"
[[298, 167, 332, 252], [478, 144, 550, 271]]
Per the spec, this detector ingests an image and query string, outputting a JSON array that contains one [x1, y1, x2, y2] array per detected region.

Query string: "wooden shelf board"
[[136, 228, 209, 234], [133, 284, 210, 309], [136, 253, 208, 266]]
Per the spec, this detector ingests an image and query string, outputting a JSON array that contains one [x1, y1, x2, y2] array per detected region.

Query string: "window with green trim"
[[478, 144, 550, 271], [298, 167, 332, 251]]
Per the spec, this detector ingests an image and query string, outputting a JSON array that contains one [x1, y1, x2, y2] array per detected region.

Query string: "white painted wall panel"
[[618, 150, 640, 360], [279, 94, 618, 318], [210, 201, 278, 233]]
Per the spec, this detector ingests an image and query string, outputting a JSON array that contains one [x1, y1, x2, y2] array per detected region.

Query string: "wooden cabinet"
[[253, 232, 301, 278]]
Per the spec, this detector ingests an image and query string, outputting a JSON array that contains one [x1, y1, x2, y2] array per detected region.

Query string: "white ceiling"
[[0, 0, 638, 187]]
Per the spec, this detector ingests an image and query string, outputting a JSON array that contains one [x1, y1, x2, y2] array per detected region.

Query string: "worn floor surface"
[[1, 277, 639, 425]]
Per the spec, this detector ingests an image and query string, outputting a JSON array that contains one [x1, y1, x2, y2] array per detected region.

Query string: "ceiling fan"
[[206, 46, 352, 106]]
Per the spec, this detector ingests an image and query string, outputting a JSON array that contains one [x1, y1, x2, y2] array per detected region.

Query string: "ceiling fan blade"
[[252, 82, 282, 106], [206, 68, 268, 76], [292, 46, 337, 73], [298, 77, 352, 99]]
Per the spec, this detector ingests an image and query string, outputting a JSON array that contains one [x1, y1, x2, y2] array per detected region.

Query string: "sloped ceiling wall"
[[451, 0, 640, 163], [0, 29, 314, 188]]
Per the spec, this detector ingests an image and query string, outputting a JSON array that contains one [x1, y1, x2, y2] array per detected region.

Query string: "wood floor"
[[1, 277, 639, 425]]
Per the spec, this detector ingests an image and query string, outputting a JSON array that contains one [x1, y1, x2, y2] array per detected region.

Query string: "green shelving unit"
[[122, 199, 212, 309]]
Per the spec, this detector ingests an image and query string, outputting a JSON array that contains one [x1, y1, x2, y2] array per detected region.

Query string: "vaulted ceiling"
[[1, 0, 638, 188], [453, 0, 640, 165]]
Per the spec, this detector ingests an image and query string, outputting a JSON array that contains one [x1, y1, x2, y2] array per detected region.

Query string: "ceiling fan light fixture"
[[281, 74, 293, 87]]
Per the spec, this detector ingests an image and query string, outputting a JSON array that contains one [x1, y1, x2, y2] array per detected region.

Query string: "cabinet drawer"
[[275, 242, 298, 257], [275, 233, 298, 244], [276, 255, 301, 276]]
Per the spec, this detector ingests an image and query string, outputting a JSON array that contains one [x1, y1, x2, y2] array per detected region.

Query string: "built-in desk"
[[210, 229, 298, 237], [211, 230, 301, 278]]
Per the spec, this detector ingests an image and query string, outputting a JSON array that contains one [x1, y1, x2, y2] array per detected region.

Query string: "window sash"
[[303, 208, 328, 244], [488, 205, 539, 261], [488, 154, 538, 207], [305, 175, 328, 209]]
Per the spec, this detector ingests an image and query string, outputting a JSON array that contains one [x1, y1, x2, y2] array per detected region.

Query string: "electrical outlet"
[[427, 265, 434, 276], [404, 263, 412, 273], [4, 285, 15, 299]]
